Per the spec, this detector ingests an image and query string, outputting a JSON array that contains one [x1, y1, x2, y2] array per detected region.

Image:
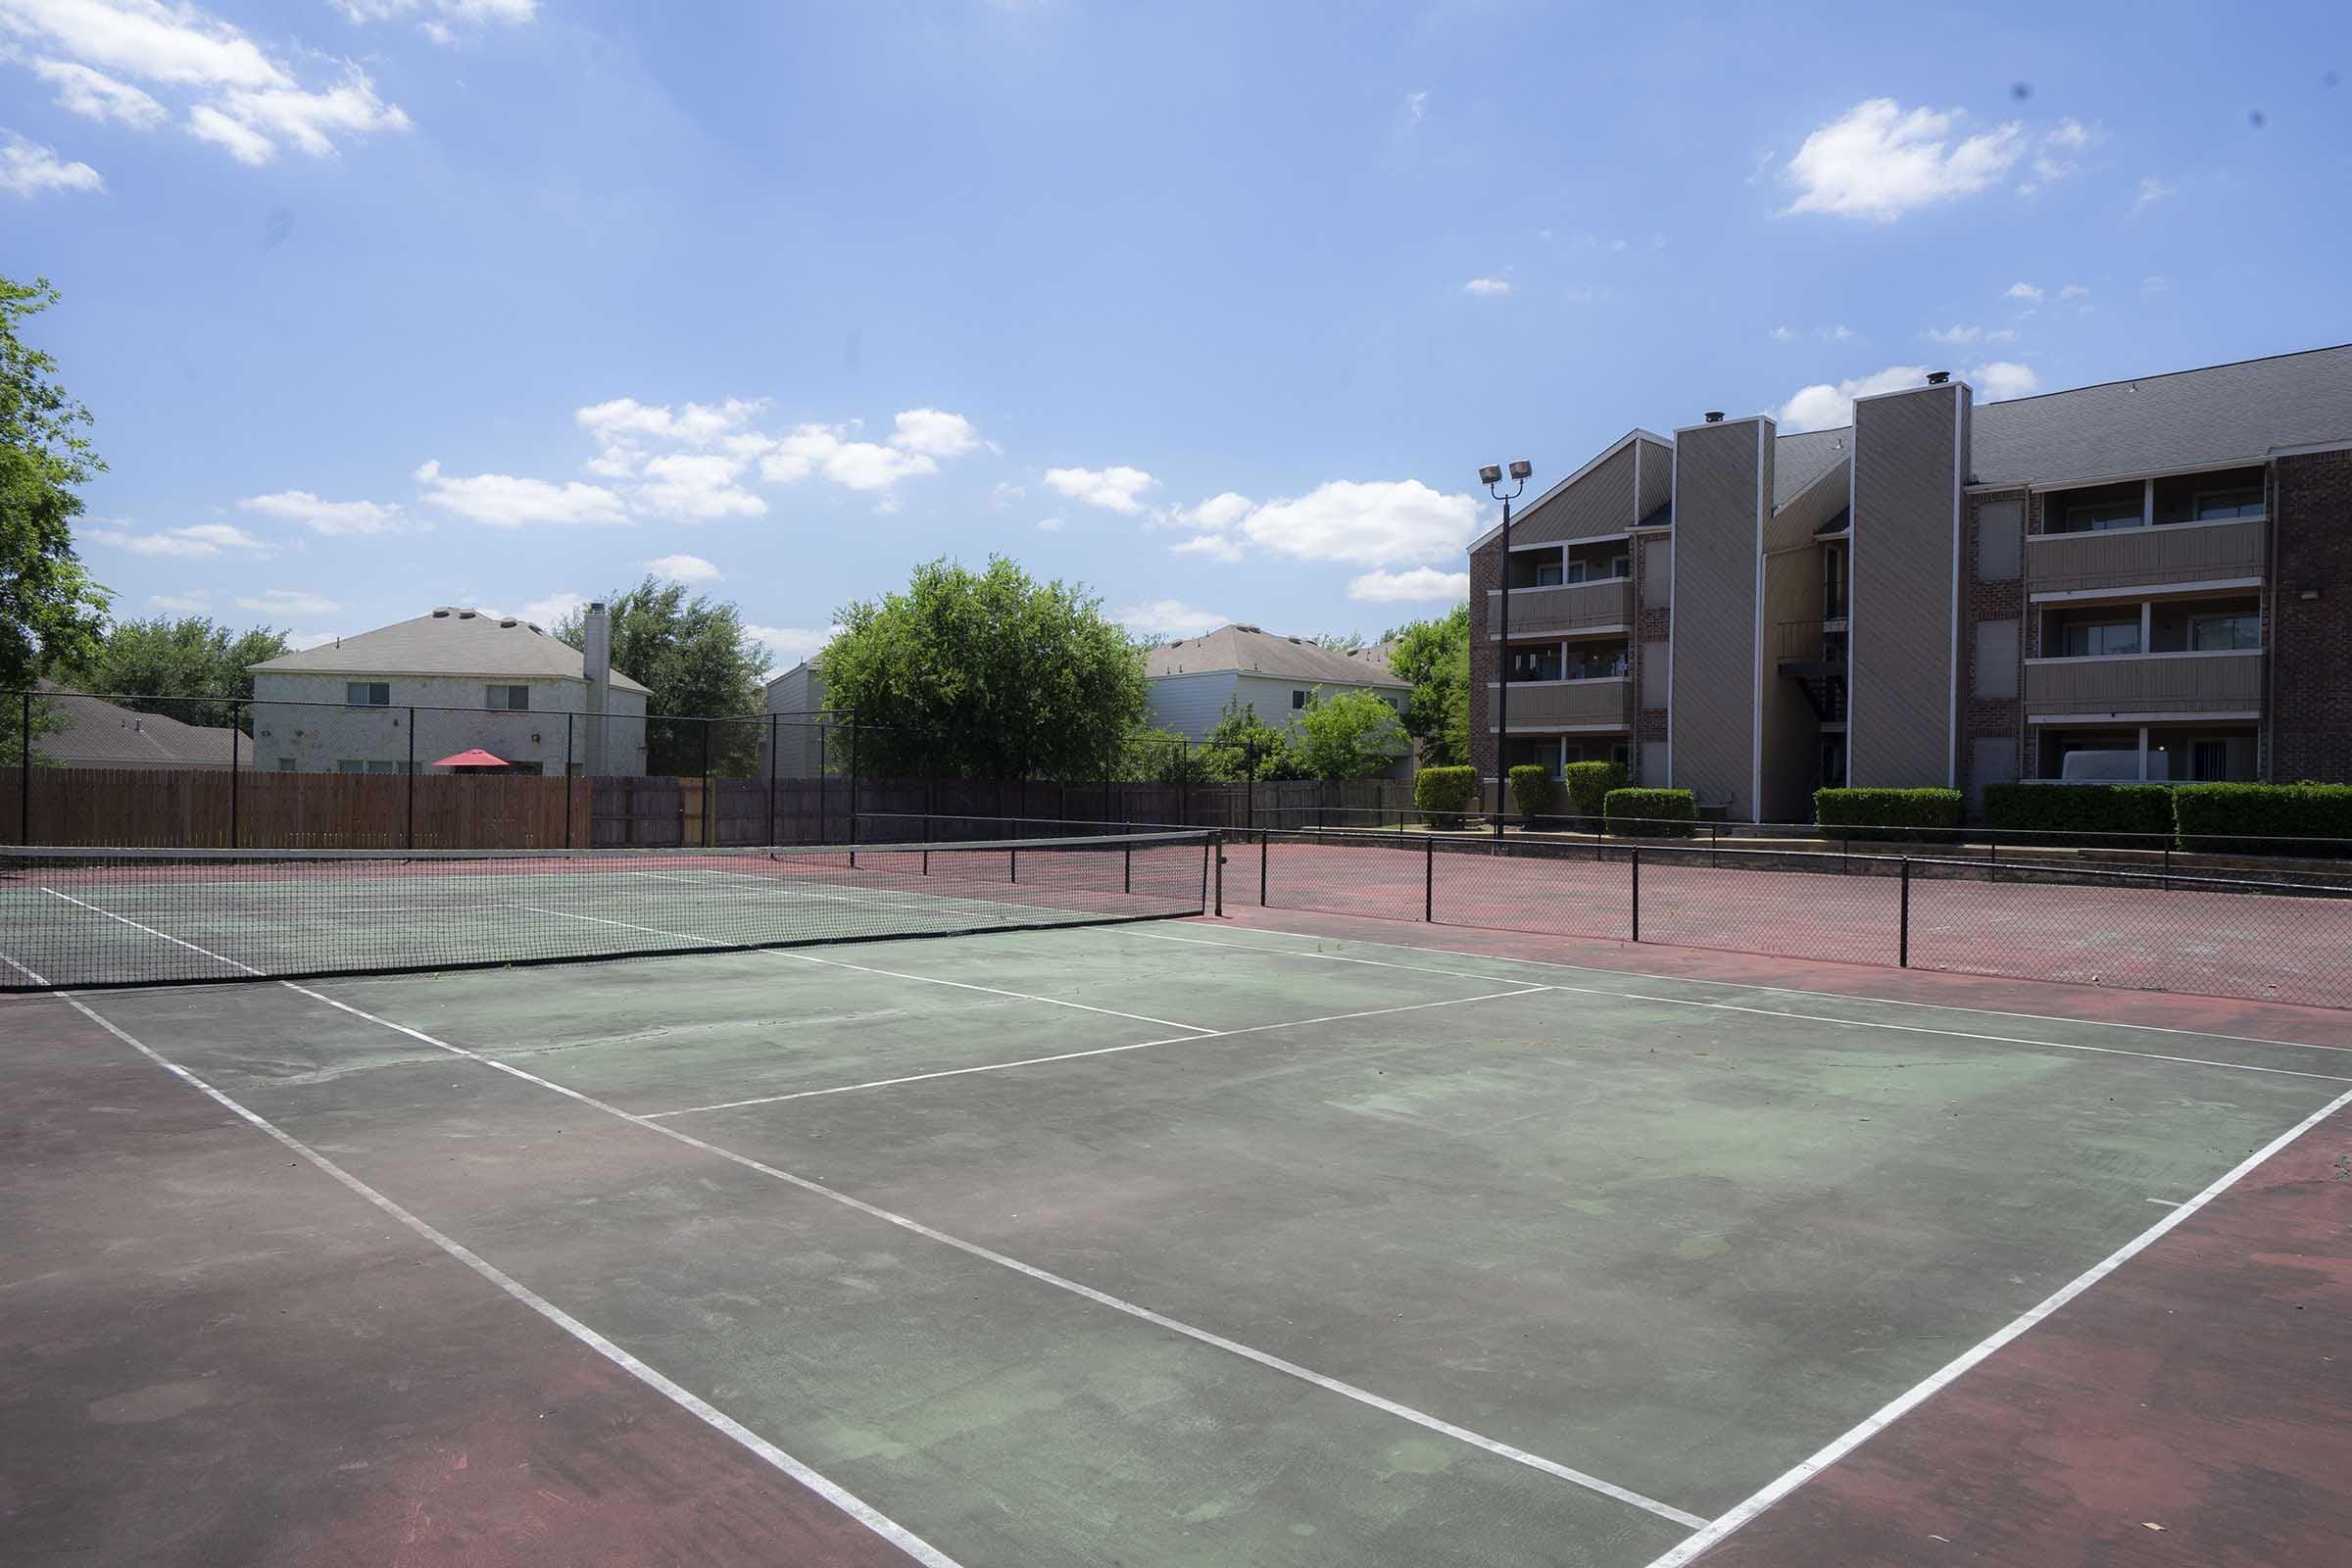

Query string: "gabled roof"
[[34, 683, 254, 766], [249, 608, 652, 694], [1146, 624, 1409, 687], [1972, 343, 2352, 487], [1773, 426, 1851, 508], [1467, 428, 1671, 553]]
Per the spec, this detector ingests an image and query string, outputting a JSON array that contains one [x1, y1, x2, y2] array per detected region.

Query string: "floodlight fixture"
[[1479, 464, 1502, 485]]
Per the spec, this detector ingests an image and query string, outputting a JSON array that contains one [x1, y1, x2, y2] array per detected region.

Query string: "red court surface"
[[1228, 834, 2352, 1010]]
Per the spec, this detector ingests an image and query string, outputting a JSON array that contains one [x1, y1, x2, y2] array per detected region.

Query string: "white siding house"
[[760, 661, 832, 778], [247, 608, 652, 776], [1145, 624, 1414, 777]]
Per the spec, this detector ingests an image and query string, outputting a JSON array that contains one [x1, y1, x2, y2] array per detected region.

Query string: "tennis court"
[[5, 832, 2350, 1567]]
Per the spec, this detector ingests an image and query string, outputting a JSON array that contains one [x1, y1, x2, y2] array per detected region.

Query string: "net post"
[[1423, 833, 1434, 921], [1124, 840, 1132, 894], [818, 722, 829, 846], [229, 699, 242, 849], [564, 710, 575, 849], [18, 689, 30, 846], [700, 716, 712, 849], [406, 706, 416, 849], [847, 717, 859, 852], [1258, 829, 1268, 905], [1630, 845, 1641, 942], [1898, 856, 1911, 967], [1211, 830, 1223, 915], [766, 713, 778, 847], [1010, 844, 1018, 884]]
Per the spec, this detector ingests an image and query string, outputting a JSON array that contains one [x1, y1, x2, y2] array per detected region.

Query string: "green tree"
[[558, 576, 769, 776], [1385, 604, 1469, 767], [1120, 725, 1211, 784], [1199, 697, 1305, 781], [0, 694, 68, 767], [2, 275, 111, 691], [1294, 688, 1407, 780], [821, 556, 1147, 780], [53, 614, 290, 726]]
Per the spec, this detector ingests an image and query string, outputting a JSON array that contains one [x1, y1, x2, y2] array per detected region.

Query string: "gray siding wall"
[[1144, 671, 1242, 741], [1851, 382, 1964, 788], [1515, 445, 1637, 545], [1636, 439, 1674, 521], [250, 672, 649, 775], [1668, 418, 1766, 816]]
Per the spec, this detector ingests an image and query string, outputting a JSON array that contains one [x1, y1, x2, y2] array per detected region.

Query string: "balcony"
[[2024, 516, 2265, 597], [1487, 677, 1633, 730], [2023, 649, 2263, 718], [1485, 577, 1634, 637]]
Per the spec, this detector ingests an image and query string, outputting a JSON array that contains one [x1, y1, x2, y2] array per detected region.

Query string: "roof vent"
[[1287, 636, 1303, 644], [1927, 370, 1951, 385], [458, 610, 476, 618], [431, 608, 451, 617], [1703, 411, 1725, 423], [1235, 623, 1261, 633], [500, 617, 517, 628]]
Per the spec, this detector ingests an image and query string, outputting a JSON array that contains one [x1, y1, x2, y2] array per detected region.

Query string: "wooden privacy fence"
[[6, 766, 1419, 851]]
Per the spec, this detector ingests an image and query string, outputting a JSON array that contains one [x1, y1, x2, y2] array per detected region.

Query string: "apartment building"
[[1469, 344, 2352, 820]]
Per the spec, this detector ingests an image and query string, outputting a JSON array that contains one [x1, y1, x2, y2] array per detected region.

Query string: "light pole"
[[1482, 459, 1532, 830]]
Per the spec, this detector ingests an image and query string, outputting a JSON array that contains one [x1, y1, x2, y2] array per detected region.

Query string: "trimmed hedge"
[[1562, 760, 1628, 818], [1508, 765, 1559, 818], [1982, 783, 2174, 839], [1813, 788, 1963, 835], [1414, 765, 1478, 827], [1604, 787, 1695, 837], [2173, 782, 2352, 856]]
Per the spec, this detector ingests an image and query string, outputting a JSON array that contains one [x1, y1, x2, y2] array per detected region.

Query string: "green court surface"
[[11, 918, 2352, 1568]]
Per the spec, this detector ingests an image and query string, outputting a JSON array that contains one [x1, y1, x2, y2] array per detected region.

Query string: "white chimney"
[[581, 600, 612, 776]]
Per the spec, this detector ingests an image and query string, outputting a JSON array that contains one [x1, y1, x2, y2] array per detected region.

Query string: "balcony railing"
[[1486, 677, 1633, 730], [2022, 648, 2263, 716], [2024, 516, 2265, 596], [1486, 578, 1634, 637]]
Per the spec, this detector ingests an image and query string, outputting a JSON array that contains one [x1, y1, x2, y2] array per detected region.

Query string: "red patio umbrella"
[[432, 747, 511, 770]]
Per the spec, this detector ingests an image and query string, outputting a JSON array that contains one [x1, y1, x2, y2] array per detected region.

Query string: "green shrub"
[[1561, 760, 1627, 818], [1813, 787, 1963, 842], [1604, 787, 1695, 837], [2172, 782, 2352, 857], [1414, 765, 1478, 827], [1508, 765, 1559, 818], [1982, 783, 2173, 839]]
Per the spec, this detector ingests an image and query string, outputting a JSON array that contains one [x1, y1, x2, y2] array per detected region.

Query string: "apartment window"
[[1510, 646, 1563, 682], [2060, 497, 2142, 533], [1563, 644, 1629, 681], [2192, 486, 2264, 521], [1822, 544, 1847, 619], [2188, 611, 2261, 651], [275, 758, 295, 772], [1291, 689, 1308, 710], [1608, 555, 1631, 579], [1534, 562, 1564, 586], [345, 681, 390, 707], [485, 683, 530, 710], [336, 759, 402, 774], [2059, 619, 2141, 658]]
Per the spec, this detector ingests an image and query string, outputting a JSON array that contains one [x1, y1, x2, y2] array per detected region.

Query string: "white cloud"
[[1034, 515, 1064, 532], [574, 395, 763, 455], [1770, 325, 1794, 342], [2140, 274, 2170, 296], [1781, 98, 2024, 221], [1239, 479, 1478, 567], [991, 481, 1025, 507], [32, 58, 166, 126], [238, 489, 403, 535], [1825, 324, 1854, 342], [2058, 283, 2089, 300], [0, 131, 102, 195], [2133, 175, 2175, 211], [235, 587, 341, 615], [1043, 465, 1157, 514], [1114, 599, 1229, 639], [1924, 324, 1982, 343], [645, 553, 721, 583], [1404, 89, 1427, 122], [1777, 366, 1931, 432], [332, 0, 537, 39], [413, 459, 628, 526], [521, 591, 584, 629], [88, 520, 265, 557], [1169, 532, 1244, 562], [1986, 327, 2020, 342], [0, 0, 411, 166], [2017, 118, 2101, 194], [744, 623, 837, 670], [1161, 491, 1254, 533], [1970, 361, 2040, 402], [888, 407, 981, 459], [637, 453, 765, 519], [148, 590, 209, 611], [1348, 567, 1470, 603], [1462, 277, 1510, 297], [286, 630, 345, 651], [2006, 281, 2044, 303], [2043, 118, 2093, 152], [759, 422, 938, 492]]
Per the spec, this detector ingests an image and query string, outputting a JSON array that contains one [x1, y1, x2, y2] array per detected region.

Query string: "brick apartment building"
[[1468, 344, 2352, 821]]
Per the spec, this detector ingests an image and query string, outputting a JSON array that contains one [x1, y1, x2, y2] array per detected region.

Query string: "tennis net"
[[0, 830, 1213, 992]]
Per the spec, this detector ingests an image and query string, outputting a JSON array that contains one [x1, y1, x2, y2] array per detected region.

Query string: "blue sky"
[[6, 1, 2347, 668]]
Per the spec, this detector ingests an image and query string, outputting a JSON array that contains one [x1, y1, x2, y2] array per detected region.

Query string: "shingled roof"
[[35, 685, 254, 767], [1146, 624, 1409, 687], [249, 608, 652, 694]]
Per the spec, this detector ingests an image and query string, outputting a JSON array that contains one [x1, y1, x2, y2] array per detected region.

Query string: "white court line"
[[45, 985, 962, 1568], [24, 899, 1703, 1528], [1139, 930, 2352, 1081], [269, 981, 1704, 1532], [1144, 926, 2352, 1054], [643, 987, 1551, 1119], [517, 905, 1214, 1034], [1639, 1079, 2352, 1568]]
